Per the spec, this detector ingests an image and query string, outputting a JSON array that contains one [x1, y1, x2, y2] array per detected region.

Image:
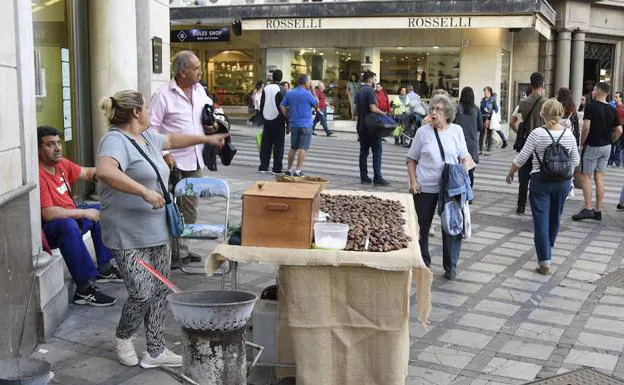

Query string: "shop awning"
[[171, 0, 556, 27]]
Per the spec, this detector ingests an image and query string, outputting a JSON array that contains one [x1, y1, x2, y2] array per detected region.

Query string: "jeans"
[[620, 185, 624, 205], [414, 193, 462, 272], [518, 156, 533, 211], [259, 119, 286, 173], [358, 132, 383, 181], [42, 203, 112, 286], [468, 169, 475, 189], [608, 144, 623, 167], [313, 108, 330, 135], [529, 174, 569, 266]]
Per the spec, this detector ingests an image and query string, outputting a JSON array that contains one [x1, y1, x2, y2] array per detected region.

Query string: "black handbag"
[[219, 137, 237, 166], [201, 103, 215, 126], [364, 113, 397, 137]]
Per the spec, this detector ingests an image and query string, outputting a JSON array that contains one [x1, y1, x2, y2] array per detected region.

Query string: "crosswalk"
[[229, 127, 624, 206]]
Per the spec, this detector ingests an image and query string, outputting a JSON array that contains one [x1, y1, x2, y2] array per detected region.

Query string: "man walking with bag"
[[150, 50, 212, 266], [515, 72, 546, 214], [259, 69, 287, 174], [356, 70, 390, 186], [573, 82, 623, 220]]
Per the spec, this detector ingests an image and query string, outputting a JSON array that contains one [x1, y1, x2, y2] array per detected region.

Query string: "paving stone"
[[598, 295, 624, 306], [585, 317, 624, 335], [431, 292, 469, 307], [501, 278, 543, 292], [563, 349, 619, 371], [474, 300, 521, 317], [514, 322, 565, 343], [528, 309, 575, 326], [429, 306, 454, 323], [470, 376, 525, 385], [469, 262, 507, 274], [538, 297, 583, 312], [579, 253, 612, 263], [592, 304, 624, 320], [598, 230, 624, 237], [606, 287, 624, 295], [589, 240, 620, 248], [405, 367, 456, 385], [119, 370, 180, 385], [508, 237, 534, 245], [464, 243, 488, 252], [558, 231, 589, 239], [57, 356, 122, 383], [558, 279, 596, 292], [467, 237, 499, 245], [514, 269, 552, 283], [555, 242, 578, 251], [410, 324, 431, 339], [439, 280, 483, 294], [481, 255, 517, 266], [576, 331, 624, 352], [491, 248, 525, 258], [482, 357, 542, 381], [584, 246, 616, 256], [459, 271, 496, 284], [549, 286, 590, 300], [418, 345, 475, 369], [489, 288, 532, 303], [572, 260, 608, 273], [502, 242, 533, 251], [439, 329, 493, 350], [482, 227, 514, 235], [458, 313, 507, 332], [500, 340, 556, 360]]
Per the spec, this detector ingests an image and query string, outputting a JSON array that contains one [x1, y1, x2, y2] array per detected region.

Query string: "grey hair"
[[297, 74, 309, 85], [431, 93, 456, 123], [171, 50, 197, 78]]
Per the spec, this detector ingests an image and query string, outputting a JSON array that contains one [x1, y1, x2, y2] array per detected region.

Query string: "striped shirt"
[[513, 126, 580, 174]]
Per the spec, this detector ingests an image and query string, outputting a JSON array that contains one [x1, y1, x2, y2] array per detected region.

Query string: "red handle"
[[137, 259, 182, 294]]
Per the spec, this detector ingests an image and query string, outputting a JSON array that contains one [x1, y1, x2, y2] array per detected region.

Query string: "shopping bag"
[[392, 125, 402, 138], [573, 165, 583, 189], [255, 130, 263, 153]]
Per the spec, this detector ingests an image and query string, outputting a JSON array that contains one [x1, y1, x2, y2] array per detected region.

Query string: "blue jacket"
[[438, 164, 473, 237], [480, 96, 499, 118]]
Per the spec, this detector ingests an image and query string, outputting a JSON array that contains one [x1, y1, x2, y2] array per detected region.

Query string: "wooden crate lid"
[[243, 181, 321, 199]]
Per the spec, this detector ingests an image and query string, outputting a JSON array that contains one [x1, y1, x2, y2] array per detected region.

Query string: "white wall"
[[266, 48, 293, 83]]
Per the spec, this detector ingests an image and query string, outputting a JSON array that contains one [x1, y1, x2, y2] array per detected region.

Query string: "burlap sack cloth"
[[208, 191, 432, 385]]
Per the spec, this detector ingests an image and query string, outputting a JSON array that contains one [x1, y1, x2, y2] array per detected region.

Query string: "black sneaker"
[[444, 269, 457, 280], [97, 266, 123, 283], [285, 170, 293, 176], [516, 207, 525, 215], [361, 177, 372, 184], [186, 252, 202, 263], [326, 131, 334, 137], [572, 208, 595, 221], [293, 171, 304, 177], [617, 203, 624, 211], [594, 211, 602, 220], [501, 141, 508, 149], [373, 179, 391, 186], [73, 285, 116, 307]]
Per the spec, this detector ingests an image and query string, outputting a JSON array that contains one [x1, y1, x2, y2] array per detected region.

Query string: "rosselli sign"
[[244, 15, 535, 30]]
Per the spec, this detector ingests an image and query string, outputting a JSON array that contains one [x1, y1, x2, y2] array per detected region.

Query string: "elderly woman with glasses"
[[406, 93, 475, 280]]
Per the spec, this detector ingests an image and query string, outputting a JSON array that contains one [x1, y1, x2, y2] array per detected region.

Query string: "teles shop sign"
[[171, 28, 230, 43]]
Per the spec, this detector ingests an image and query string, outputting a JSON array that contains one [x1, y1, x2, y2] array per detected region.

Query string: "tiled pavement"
[[35, 134, 624, 385]]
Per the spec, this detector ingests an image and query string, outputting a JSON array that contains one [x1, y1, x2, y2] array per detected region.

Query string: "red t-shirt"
[[315, 89, 327, 109], [39, 158, 81, 210]]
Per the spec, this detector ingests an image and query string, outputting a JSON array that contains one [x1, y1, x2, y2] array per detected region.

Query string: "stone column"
[[89, 0, 139, 158], [555, 30, 571, 91], [571, 31, 586, 106]]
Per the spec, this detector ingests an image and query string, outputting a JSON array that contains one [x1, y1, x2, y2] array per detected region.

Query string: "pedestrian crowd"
[[35, 47, 624, 373]]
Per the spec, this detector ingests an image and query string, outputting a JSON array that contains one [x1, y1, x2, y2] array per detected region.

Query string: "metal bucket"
[[0, 359, 51, 385], [168, 290, 258, 385]]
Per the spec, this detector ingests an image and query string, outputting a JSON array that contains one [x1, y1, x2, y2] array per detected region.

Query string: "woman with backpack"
[[505, 99, 580, 275]]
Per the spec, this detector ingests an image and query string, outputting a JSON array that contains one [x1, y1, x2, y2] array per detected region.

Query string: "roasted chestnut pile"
[[320, 195, 410, 252]]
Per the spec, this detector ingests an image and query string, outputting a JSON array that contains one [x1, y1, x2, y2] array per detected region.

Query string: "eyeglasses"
[[428, 106, 445, 114]]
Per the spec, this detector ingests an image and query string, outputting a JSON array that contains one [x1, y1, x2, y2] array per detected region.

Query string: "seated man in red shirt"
[[38, 126, 119, 307]]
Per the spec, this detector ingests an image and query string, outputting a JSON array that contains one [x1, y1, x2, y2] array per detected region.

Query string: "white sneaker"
[[116, 336, 139, 366], [140, 348, 182, 368]]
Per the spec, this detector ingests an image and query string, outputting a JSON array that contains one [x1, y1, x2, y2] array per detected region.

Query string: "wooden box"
[[242, 181, 321, 249]]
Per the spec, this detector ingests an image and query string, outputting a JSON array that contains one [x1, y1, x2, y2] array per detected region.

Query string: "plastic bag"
[[255, 130, 263, 153]]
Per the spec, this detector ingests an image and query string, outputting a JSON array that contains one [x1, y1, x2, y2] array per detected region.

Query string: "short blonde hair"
[[541, 98, 565, 129], [98, 90, 145, 126], [430, 93, 456, 123]]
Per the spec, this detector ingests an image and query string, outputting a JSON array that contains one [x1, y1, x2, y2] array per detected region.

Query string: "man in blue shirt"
[[280, 74, 319, 176], [356, 70, 390, 186]]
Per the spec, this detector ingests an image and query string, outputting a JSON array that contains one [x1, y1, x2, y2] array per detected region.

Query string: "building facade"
[[1, 0, 171, 359]]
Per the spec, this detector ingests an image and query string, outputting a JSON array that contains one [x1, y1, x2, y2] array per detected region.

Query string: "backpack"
[[535, 128, 572, 181]]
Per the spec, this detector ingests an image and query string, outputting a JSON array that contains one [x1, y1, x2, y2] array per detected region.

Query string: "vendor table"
[[208, 190, 432, 385]]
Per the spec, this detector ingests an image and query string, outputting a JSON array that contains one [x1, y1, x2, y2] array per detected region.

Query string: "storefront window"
[[208, 50, 255, 106], [290, 48, 361, 119], [32, 0, 76, 161], [380, 48, 460, 98]]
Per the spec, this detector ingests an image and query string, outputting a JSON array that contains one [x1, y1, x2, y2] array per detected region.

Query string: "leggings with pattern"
[[114, 244, 170, 356]]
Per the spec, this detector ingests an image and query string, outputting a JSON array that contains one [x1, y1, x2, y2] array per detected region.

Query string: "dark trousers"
[[609, 144, 623, 166], [529, 174, 569, 265], [313, 108, 330, 135], [517, 155, 533, 210], [414, 193, 462, 272], [169, 167, 201, 260], [259, 119, 286, 173], [358, 132, 383, 181], [42, 203, 112, 286], [468, 169, 474, 189]]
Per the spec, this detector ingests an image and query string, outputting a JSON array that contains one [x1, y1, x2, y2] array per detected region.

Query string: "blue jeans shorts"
[[291, 127, 312, 150]]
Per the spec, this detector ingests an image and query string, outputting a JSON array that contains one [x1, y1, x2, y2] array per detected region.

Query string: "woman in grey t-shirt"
[[95, 90, 227, 369], [406, 93, 474, 280]]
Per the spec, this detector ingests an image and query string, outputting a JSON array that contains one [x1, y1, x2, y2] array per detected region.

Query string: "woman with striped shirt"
[[506, 98, 580, 275]]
